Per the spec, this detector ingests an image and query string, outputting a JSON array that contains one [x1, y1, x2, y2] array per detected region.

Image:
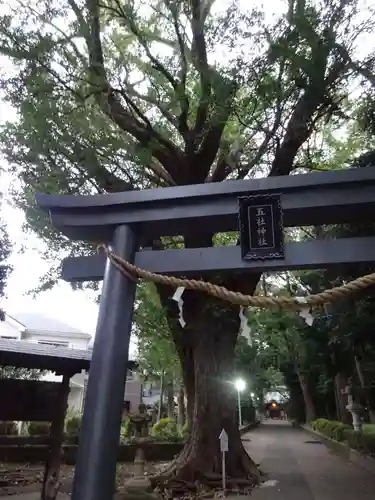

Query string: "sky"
[[0, 0, 374, 342], [1, 176, 100, 336]]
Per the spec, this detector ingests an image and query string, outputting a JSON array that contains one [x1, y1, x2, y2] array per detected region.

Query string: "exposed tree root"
[[150, 445, 263, 497]]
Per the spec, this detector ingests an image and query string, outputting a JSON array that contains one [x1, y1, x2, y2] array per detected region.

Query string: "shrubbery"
[[311, 418, 375, 457], [311, 418, 351, 441], [28, 421, 50, 435], [0, 421, 18, 435], [120, 416, 130, 440], [151, 418, 183, 442], [65, 415, 81, 436]]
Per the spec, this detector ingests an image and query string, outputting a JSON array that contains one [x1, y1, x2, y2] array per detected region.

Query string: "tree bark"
[[151, 292, 260, 491], [177, 384, 186, 428], [354, 355, 375, 424], [167, 381, 175, 420], [297, 372, 316, 422], [180, 343, 195, 428]]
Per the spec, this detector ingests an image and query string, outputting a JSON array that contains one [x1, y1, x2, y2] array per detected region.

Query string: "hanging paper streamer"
[[239, 307, 252, 345], [172, 287, 186, 328], [295, 297, 314, 326]]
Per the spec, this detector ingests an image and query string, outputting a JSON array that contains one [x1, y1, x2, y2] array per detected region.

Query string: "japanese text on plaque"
[[248, 205, 275, 250]]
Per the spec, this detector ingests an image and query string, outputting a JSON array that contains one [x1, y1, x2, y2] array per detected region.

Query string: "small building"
[[0, 336, 92, 500], [0, 313, 139, 411], [265, 400, 285, 419]]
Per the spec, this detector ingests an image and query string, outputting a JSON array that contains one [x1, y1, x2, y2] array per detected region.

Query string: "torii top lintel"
[[36, 167, 375, 243]]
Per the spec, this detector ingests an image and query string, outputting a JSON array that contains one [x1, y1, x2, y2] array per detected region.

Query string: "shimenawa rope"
[[98, 245, 375, 311]]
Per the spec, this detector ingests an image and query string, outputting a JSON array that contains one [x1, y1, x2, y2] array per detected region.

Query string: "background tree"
[[234, 335, 285, 407], [134, 282, 182, 421], [0, 366, 46, 380], [0, 213, 12, 321], [1, 0, 375, 487]]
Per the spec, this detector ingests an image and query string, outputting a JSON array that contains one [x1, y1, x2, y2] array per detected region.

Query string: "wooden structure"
[[0, 338, 90, 500], [35, 166, 375, 500], [264, 400, 284, 419]]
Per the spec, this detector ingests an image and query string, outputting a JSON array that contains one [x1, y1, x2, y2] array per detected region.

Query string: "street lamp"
[[234, 378, 246, 428]]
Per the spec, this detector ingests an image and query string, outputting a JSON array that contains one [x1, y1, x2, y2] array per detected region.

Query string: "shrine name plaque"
[[238, 193, 284, 261]]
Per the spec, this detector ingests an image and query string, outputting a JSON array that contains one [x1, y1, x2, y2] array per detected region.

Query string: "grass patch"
[[363, 424, 375, 435]]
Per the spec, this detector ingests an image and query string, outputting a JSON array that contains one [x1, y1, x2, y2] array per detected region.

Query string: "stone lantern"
[[345, 381, 363, 433], [129, 403, 152, 441]]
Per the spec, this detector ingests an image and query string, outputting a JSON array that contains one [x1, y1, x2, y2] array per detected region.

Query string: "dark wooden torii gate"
[[36, 167, 375, 500]]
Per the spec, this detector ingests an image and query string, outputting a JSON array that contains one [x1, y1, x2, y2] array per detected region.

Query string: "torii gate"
[[36, 166, 375, 500]]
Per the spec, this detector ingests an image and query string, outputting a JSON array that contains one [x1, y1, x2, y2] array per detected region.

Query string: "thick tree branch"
[[190, 0, 211, 142], [192, 78, 238, 182], [80, 0, 187, 183], [104, 0, 190, 134], [124, 84, 180, 131], [113, 88, 177, 154], [211, 59, 286, 183], [85, 0, 106, 80], [107, 89, 185, 181], [270, 53, 348, 177], [117, 7, 179, 90], [270, 89, 318, 176], [165, 0, 190, 136]]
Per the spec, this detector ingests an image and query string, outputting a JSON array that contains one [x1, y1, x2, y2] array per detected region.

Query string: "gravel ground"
[[0, 461, 170, 497]]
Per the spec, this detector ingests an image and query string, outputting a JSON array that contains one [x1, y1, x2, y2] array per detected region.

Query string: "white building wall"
[[0, 320, 22, 339], [22, 331, 89, 350]]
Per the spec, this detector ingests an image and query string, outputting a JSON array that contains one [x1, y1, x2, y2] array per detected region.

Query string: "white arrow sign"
[[219, 429, 228, 494], [219, 428, 229, 452]]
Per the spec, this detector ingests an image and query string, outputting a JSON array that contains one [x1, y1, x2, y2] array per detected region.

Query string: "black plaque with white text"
[[238, 193, 284, 261]]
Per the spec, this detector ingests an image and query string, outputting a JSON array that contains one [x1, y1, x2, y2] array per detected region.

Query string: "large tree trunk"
[[180, 347, 194, 428], [297, 372, 316, 422], [152, 292, 260, 492], [354, 355, 375, 424]]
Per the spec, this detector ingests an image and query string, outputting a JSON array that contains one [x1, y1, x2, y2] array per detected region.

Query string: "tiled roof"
[[0, 338, 91, 361], [0, 338, 91, 372], [9, 312, 91, 337], [0, 338, 136, 373]]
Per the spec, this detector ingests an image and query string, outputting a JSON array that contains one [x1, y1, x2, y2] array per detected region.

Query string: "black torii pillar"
[[73, 225, 138, 500], [35, 166, 375, 500]]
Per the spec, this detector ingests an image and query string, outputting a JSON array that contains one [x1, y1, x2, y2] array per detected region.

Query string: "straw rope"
[[98, 245, 375, 310]]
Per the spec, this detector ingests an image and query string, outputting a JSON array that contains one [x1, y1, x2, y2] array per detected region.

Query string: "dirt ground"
[[0, 461, 170, 497]]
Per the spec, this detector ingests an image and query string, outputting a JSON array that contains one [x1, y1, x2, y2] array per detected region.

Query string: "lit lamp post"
[[234, 379, 246, 428]]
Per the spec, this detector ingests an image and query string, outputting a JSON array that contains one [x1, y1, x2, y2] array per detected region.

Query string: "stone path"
[[244, 419, 375, 499]]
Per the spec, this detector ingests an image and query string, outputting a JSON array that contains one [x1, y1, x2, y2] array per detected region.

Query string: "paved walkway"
[[244, 420, 375, 499]]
